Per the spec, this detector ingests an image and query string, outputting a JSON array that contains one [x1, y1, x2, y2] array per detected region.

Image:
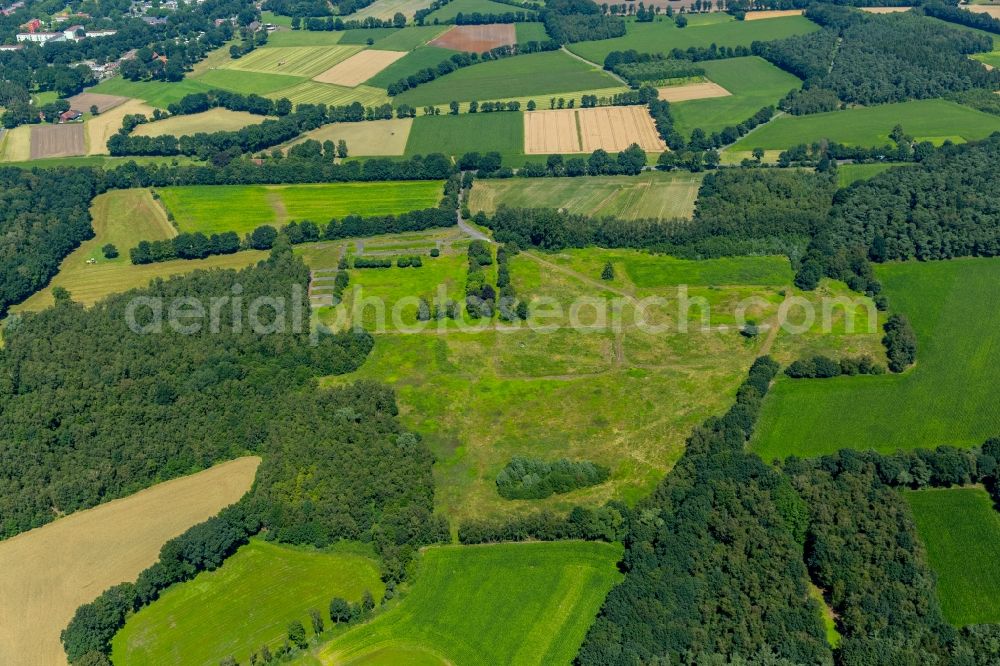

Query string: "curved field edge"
[[111, 539, 384, 666], [0, 457, 259, 666], [307, 541, 624, 665], [751, 258, 1000, 460]]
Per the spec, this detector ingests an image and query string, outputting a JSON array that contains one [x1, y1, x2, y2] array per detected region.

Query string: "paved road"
[[456, 187, 492, 242]]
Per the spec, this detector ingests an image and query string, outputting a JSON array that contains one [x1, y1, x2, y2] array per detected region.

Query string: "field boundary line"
[[561, 46, 626, 85]]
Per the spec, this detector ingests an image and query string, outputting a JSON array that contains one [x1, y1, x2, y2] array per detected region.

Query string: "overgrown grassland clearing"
[[836, 162, 912, 187], [424, 0, 533, 22], [730, 99, 1000, 151], [372, 25, 450, 51], [265, 30, 344, 46], [308, 542, 622, 666], [0, 457, 259, 666], [225, 45, 363, 77], [132, 108, 268, 137], [89, 77, 219, 108], [905, 487, 1000, 627], [111, 540, 383, 666], [284, 117, 413, 155], [323, 247, 881, 523], [158, 181, 444, 235], [85, 98, 155, 155], [393, 50, 620, 106], [405, 111, 523, 159], [365, 46, 460, 87], [752, 258, 1000, 460], [808, 583, 842, 648], [469, 171, 703, 219], [567, 14, 819, 65], [194, 68, 308, 95], [671, 56, 802, 137], [266, 81, 390, 107], [314, 50, 408, 87]]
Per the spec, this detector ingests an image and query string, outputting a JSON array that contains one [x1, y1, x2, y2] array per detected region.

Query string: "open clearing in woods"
[[308, 542, 623, 666], [133, 108, 267, 137], [905, 486, 1000, 627], [30, 123, 85, 159], [428, 23, 517, 52], [524, 106, 665, 154], [0, 457, 259, 666], [112, 540, 383, 666], [313, 50, 408, 87], [469, 171, 703, 220], [657, 81, 731, 102]]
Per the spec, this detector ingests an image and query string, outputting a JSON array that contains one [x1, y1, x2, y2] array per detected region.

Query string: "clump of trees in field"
[[603, 50, 706, 87], [542, 0, 625, 43], [785, 354, 885, 378], [496, 457, 610, 499]]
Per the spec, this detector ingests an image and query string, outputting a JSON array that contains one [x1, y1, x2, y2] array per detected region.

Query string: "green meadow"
[[366, 46, 459, 88], [157, 181, 444, 235], [567, 14, 819, 65], [393, 50, 619, 106], [836, 162, 912, 188], [905, 487, 1000, 627], [752, 258, 1000, 461], [671, 56, 802, 137], [405, 112, 524, 160], [306, 542, 622, 666], [111, 540, 384, 666], [730, 99, 1000, 151], [372, 25, 450, 51], [323, 247, 881, 523], [424, 0, 535, 22]]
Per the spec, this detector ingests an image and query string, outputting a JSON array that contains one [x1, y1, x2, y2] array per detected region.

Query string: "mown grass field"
[[132, 108, 267, 137], [111, 539, 384, 666], [365, 46, 459, 88], [195, 68, 307, 95], [393, 50, 619, 106], [905, 486, 1000, 627], [424, 0, 534, 21], [266, 30, 345, 46], [730, 99, 1000, 151], [158, 181, 443, 235], [324, 247, 881, 523], [836, 162, 912, 188], [348, 0, 437, 21], [468, 171, 704, 220], [89, 76, 219, 108], [752, 258, 1000, 461], [671, 56, 801, 137], [340, 27, 400, 44], [405, 112, 523, 159], [567, 14, 819, 64], [0, 458, 259, 666], [306, 542, 623, 666], [285, 117, 413, 156], [515, 22, 549, 42], [373, 25, 450, 51], [226, 45, 363, 77], [266, 81, 390, 107]]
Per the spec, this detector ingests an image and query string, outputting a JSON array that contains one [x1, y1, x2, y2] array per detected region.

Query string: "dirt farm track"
[[0, 457, 260, 666]]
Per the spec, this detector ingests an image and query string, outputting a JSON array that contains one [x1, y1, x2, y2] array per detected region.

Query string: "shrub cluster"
[[785, 354, 885, 379], [496, 457, 610, 499]]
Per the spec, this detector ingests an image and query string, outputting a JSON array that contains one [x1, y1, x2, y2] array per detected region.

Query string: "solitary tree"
[[287, 620, 307, 649], [601, 261, 615, 280], [337, 139, 348, 158], [361, 590, 375, 614], [329, 597, 352, 623], [752, 147, 765, 163], [449, 100, 459, 115], [309, 608, 324, 635], [102, 243, 119, 259], [527, 99, 536, 111], [89, 104, 99, 116]]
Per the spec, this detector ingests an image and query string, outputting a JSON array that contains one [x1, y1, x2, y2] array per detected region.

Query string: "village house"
[[58, 109, 83, 123]]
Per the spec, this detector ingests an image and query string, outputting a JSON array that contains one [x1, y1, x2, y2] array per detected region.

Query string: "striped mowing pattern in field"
[[225, 46, 363, 78], [269, 82, 390, 107]]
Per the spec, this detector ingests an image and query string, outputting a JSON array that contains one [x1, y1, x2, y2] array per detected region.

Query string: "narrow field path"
[[561, 46, 627, 85]]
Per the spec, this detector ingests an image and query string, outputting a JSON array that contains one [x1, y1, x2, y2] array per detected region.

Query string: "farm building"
[[59, 109, 83, 123]]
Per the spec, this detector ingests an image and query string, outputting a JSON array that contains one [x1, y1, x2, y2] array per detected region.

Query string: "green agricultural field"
[[405, 112, 523, 159], [323, 246, 881, 523], [515, 22, 549, 43], [157, 181, 444, 235], [195, 68, 307, 95], [226, 45, 363, 77], [88, 77, 218, 108], [373, 25, 450, 51], [670, 56, 802, 137], [267, 81, 390, 107], [265, 30, 345, 46], [111, 539, 384, 666], [261, 10, 294, 27], [340, 27, 400, 44], [132, 109, 268, 137], [567, 14, 819, 65], [424, 0, 534, 22], [306, 542, 622, 665], [730, 99, 1000, 151], [393, 50, 620, 106], [752, 258, 1000, 461], [468, 171, 704, 220], [836, 162, 912, 188], [365, 46, 459, 88], [905, 487, 1000, 627]]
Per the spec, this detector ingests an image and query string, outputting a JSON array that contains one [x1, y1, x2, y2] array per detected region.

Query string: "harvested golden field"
[[133, 108, 267, 137], [30, 123, 85, 159], [85, 98, 154, 155], [860, 6, 912, 12], [0, 457, 260, 666], [524, 108, 582, 154], [285, 117, 413, 155], [67, 92, 129, 113], [657, 81, 731, 102], [0, 125, 31, 161], [312, 49, 407, 86], [967, 5, 1000, 17], [743, 9, 804, 20], [429, 23, 516, 51], [578, 105, 665, 152]]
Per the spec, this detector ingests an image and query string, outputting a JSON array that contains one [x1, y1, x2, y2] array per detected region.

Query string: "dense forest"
[[755, 6, 1000, 106]]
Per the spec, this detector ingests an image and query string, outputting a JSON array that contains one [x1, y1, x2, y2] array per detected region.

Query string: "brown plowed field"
[[429, 24, 516, 52], [30, 123, 85, 159], [657, 81, 731, 102]]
